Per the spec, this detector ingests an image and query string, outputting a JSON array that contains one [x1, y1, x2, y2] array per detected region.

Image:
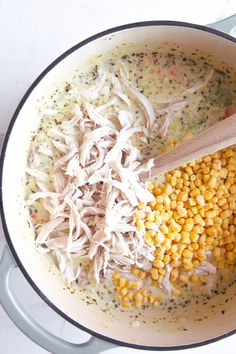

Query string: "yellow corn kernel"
[[112, 272, 120, 280], [221, 202, 229, 210], [139, 270, 146, 280], [168, 232, 177, 241], [213, 160, 222, 170], [134, 301, 142, 308], [199, 185, 207, 192], [170, 268, 179, 281], [154, 214, 162, 224], [205, 210, 217, 218], [148, 295, 155, 304], [149, 200, 157, 208], [192, 243, 200, 251], [206, 227, 217, 238], [225, 149, 233, 157], [170, 176, 177, 187], [163, 238, 172, 250], [218, 197, 227, 206], [197, 248, 207, 261], [213, 247, 221, 258], [136, 220, 144, 230], [191, 188, 200, 197], [171, 260, 180, 267], [182, 173, 189, 181], [219, 168, 228, 179], [174, 233, 182, 242], [131, 267, 139, 276], [153, 259, 164, 268], [146, 211, 155, 222], [179, 273, 188, 283], [204, 175, 210, 183], [229, 185, 236, 193], [178, 192, 188, 202], [177, 205, 187, 217], [123, 293, 132, 302], [154, 188, 162, 197], [153, 300, 159, 307], [150, 268, 159, 280], [226, 251, 234, 261], [203, 190, 214, 201], [156, 195, 163, 204], [170, 244, 178, 254], [159, 268, 166, 276], [208, 176, 217, 188], [209, 196, 218, 204], [187, 198, 197, 207], [191, 206, 198, 215], [178, 243, 186, 253], [172, 288, 181, 297], [183, 260, 193, 270], [210, 169, 219, 177], [169, 221, 182, 233], [202, 166, 210, 174], [193, 259, 200, 267], [119, 278, 127, 287], [226, 243, 234, 251], [217, 261, 225, 269], [127, 280, 134, 289], [193, 214, 205, 226], [163, 254, 171, 264], [190, 274, 199, 283], [181, 231, 190, 244], [146, 230, 156, 238], [138, 201, 146, 209], [227, 164, 236, 171], [206, 236, 214, 246], [171, 252, 181, 261], [183, 249, 193, 259], [199, 209, 205, 218], [199, 234, 206, 245], [120, 287, 128, 296], [147, 183, 155, 191], [144, 234, 152, 243], [113, 279, 120, 286], [170, 200, 177, 210], [163, 183, 172, 195], [196, 194, 205, 206], [145, 221, 156, 230], [133, 282, 142, 290], [170, 193, 178, 202], [189, 231, 199, 242], [193, 225, 204, 234], [140, 289, 148, 297], [220, 210, 232, 219], [160, 224, 169, 234]]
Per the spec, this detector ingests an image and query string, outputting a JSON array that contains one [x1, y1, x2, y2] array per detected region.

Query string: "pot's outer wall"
[[1, 21, 236, 350]]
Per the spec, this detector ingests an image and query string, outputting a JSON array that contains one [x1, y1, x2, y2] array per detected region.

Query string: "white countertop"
[[1, 1, 236, 353]]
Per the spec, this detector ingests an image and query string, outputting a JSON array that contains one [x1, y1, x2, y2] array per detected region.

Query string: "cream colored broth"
[[73, 45, 236, 157], [26, 42, 236, 309]]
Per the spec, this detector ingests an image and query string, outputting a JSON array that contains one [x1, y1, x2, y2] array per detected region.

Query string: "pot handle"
[[0, 247, 116, 354], [208, 14, 236, 35]]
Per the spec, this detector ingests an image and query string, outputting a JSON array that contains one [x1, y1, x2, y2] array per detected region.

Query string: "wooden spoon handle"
[[142, 113, 236, 180]]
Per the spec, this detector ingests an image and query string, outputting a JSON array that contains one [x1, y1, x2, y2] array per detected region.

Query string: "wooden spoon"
[[141, 113, 236, 181]]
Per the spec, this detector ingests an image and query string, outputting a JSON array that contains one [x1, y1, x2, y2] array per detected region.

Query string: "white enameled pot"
[[0, 16, 236, 354]]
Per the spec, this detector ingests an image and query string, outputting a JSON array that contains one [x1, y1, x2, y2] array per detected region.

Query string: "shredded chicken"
[[27, 97, 154, 284]]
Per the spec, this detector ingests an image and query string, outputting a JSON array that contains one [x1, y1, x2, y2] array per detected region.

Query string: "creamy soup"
[[25, 42, 236, 311]]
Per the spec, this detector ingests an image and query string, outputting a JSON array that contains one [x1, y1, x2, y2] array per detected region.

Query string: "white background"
[[0, 0, 236, 353]]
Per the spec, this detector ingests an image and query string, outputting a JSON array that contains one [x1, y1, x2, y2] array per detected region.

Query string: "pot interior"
[[2, 24, 236, 348]]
